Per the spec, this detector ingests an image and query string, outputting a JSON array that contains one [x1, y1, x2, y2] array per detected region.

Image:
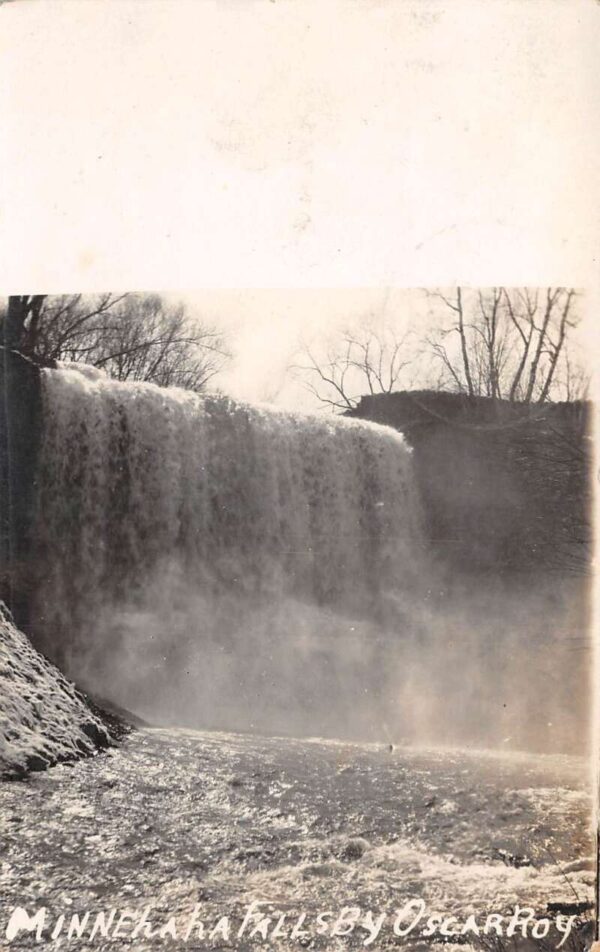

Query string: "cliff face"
[[348, 391, 592, 579], [0, 348, 43, 630]]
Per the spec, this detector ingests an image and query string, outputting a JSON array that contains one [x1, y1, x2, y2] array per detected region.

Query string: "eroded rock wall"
[[349, 391, 591, 578]]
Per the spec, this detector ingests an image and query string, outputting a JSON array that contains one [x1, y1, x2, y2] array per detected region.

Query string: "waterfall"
[[29, 365, 426, 738], [27, 365, 586, 751]]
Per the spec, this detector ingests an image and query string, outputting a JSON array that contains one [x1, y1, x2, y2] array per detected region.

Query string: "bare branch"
[[2, 292, 230, 394], [293, 321, 413, 411], [537, 290, 576, 403]]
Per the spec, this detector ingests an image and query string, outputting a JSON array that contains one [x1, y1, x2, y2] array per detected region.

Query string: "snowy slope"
[[0, 602, 112, 777]]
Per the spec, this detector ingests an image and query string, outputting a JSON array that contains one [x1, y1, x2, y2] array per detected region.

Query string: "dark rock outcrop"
[[348, 390, 592, 578], [0, 347, 43, 629]]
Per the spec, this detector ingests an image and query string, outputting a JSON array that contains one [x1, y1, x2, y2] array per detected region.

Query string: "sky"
[[170, 287, 590, 412], [171, 288, 430, 410]]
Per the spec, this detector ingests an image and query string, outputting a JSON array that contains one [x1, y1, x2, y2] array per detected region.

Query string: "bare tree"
[[558, 350, 590, 402], [425, 287, 583, 404], [291, 289, 586, 413], [1, 293, 229, 393], [294, 323, 413, 411], [2, 296, 46, 352]]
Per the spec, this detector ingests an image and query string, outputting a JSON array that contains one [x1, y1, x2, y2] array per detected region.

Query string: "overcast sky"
[[170, 288, 428, 409], [171, 287, 590, 412]]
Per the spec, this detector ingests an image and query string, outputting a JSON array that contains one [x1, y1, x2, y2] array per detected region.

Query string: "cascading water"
[[29, 364, 427, 739], [28, 364, 586, 751]]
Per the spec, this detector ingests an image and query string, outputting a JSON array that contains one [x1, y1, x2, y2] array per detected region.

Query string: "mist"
[[63, 556, 588, 755], [28, 363, 590, 755]]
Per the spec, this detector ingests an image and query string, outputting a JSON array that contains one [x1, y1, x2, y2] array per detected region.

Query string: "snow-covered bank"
[[0, 603, 118, 778]]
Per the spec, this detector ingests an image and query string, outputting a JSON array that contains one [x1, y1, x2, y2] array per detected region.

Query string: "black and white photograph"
[[0, 2, 598, 951], [0, 286, 594, 949]]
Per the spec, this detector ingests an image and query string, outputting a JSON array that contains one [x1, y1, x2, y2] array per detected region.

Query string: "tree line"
[[294, 287, 586, 410], [1, 288, 586, 405], [1, 293, 228, 394]]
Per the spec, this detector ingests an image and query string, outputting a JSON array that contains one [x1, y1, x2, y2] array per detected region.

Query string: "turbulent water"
[[0, 728, 593, 951], [30, 366, 426, 739], [6, 363, 592, 952]]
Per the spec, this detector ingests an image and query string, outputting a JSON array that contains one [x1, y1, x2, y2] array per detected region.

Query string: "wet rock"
[[340, 837, 369, 861], [492, 847, 533, 868]]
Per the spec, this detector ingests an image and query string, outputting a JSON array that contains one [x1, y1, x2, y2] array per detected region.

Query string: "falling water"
[[28, 365, 588, 751], [29, 365, 428, 739]]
